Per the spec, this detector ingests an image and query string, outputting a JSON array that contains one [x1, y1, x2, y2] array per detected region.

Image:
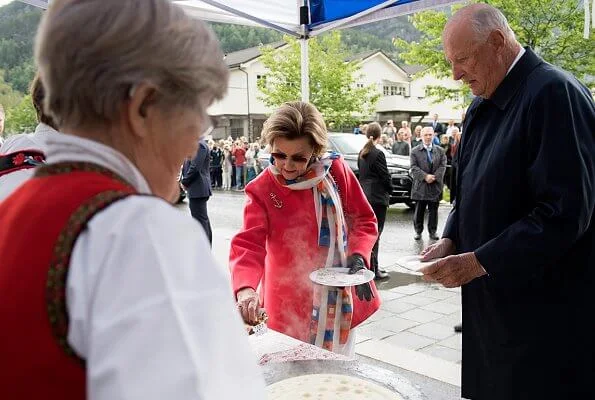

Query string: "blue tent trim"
[[309, 0, 423, 27]]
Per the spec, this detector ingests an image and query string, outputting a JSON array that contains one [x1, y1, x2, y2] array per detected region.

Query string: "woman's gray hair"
[[35, 0, 228, 129], [467, 4, 515, 42]]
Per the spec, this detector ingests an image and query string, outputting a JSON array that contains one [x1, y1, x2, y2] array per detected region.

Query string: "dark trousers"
[[413, 200, 439, 234], [210, 166, 222, 187], [189, 197, 212, 246], [371, 203, 387, 274]]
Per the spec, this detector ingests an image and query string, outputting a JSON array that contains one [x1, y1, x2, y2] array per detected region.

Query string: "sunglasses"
[[270, 152, 312, 164]]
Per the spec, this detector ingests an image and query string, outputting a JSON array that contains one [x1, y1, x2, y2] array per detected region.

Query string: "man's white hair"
[[468, 5, 515, 42], [447, 4, 515, 43]]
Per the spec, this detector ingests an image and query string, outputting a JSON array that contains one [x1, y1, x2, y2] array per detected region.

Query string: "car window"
[[328, 134, 392, 157]]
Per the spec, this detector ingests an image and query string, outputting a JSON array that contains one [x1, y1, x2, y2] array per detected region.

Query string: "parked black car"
[[258, 133, 414, 207]]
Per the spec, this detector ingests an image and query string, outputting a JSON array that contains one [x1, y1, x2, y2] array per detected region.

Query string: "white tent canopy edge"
[[19, 0, 465, 101]]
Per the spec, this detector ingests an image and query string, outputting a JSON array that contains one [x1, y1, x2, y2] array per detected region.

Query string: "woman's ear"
[[127, 83, 158, 138]]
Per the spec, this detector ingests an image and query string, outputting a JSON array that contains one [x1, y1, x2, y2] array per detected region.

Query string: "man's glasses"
[[270, 152, 311, 164]]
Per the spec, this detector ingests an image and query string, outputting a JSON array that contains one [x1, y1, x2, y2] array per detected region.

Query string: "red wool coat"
[[230, 157, 381, 342]]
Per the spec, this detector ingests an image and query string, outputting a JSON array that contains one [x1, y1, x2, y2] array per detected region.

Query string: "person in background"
[[391, 128, 410, 156], [230, 101, 380, 356], [448, 126, 461, 199], [182, 138, 213, 245], [400, 120, 412, 140], [357, 122, 391, 280], [382, 120, 396, 140], [410, 127, 446, 241], [439, 134, 453, 191], [232, 140, 246, 190], [0, 75, 58, 201], [0, 0, 265, 398], [380, 133, 392, 151], [430, 113, 444, 137], [421, 4, 595, 398], [222, 144, 233, 190], [412, 125, 423, 148], [445, 119, 457, 137], [209, 140, 223, 189], [360, 123, 368, 136], [245, 143, 258, 184]]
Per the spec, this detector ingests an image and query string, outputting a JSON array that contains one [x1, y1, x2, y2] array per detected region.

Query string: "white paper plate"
[[309, 267, 375, 287], [395, 255, 443, 276]]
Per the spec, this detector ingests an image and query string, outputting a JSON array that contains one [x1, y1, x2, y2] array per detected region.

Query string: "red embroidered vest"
[[0, 162, 137, 400]]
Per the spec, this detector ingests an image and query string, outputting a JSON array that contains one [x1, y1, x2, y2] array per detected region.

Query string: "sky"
[[0, 0, 14, 6]]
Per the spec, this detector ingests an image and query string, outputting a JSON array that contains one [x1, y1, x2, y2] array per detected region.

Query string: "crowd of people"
[[0, 1, 594, 400], [206, 137, 264, 190]]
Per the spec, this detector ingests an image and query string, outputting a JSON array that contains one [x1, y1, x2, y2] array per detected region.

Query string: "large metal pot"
[[262, 360, 425, 400]]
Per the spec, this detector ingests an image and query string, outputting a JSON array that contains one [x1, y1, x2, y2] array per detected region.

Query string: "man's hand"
[[420, 238, 456, 261], [236, 287, 260, 324], [347, 254, 374, 302], [419, 252, 486, 288], [424, 174, 436, 183]]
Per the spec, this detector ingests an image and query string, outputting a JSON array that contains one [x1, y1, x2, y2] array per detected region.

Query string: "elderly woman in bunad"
[[0, 75, 59, 201], [230, 101, 381, 356], [0, 1, 265, 399]]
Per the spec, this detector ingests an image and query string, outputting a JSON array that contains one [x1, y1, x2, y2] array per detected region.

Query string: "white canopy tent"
[[20, 0, 467, 102], [173, 0, 464, 102]]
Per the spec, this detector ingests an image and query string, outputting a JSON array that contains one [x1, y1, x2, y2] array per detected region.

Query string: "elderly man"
[[0, 0, 265, 399], [410, 127, 446, 241], [421, 4, 595, 399]]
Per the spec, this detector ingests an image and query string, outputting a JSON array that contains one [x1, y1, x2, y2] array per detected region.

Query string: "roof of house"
[[224, 42, 428, 75], [223, 41, 286, 68]]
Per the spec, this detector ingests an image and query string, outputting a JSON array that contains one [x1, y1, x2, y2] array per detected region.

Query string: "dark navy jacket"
[[444, 47, 595, 399], [181, 140, 212, 199]]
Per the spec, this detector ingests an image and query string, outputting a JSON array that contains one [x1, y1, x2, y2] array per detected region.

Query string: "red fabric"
[[233, 147, 246, 166], [0, 170, 135, 400], [230, 157, 381, 342]]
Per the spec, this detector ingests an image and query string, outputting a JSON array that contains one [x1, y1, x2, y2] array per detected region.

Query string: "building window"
[[453, 92, 461, 102], [383, 86, 390, 96], [356, 83, 364, 88], [389, 85, 406, 96]]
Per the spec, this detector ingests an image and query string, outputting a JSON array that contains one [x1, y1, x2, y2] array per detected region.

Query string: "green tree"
[[5, 94, 36, 135], [0, 2, 42, 93], [394, 0, 595, 104], [209, 22, 282, 53], [257, 32, 380, 129], [0, 70, 23, 110]]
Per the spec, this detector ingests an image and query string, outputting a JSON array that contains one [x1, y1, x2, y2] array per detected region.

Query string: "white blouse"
[[44, 134, 265, 400]]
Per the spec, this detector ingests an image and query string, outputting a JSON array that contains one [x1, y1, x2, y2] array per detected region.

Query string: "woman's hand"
[[236, 287, 260, 324], [420, 238, 456, 261]]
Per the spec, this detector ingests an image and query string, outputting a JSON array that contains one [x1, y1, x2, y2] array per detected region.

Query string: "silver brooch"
[[269, 192, 283, 208]]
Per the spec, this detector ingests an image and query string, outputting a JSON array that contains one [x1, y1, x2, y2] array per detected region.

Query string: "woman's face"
[[271, 136, 314, 181], [145, 104, 210, 200]]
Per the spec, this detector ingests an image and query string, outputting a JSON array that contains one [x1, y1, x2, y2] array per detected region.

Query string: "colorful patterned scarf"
[[269, 154, 353, 352]]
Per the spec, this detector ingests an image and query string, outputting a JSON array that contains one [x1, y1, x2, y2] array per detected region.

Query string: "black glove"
[[347, 254, 374, 302]]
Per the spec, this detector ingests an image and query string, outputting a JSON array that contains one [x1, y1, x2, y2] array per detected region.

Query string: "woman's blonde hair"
[[35, 0, 228, 130], [261, 101, 327, 157]]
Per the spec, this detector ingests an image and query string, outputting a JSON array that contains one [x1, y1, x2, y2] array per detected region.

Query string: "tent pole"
[[300, 36, 309, 102], [299, 2, 310, 103]]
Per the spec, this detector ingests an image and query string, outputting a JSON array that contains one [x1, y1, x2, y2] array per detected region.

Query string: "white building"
[[209, 43, 466, 140]]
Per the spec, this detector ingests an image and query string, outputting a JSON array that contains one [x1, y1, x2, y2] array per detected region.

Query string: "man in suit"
[[429, 113, 444, 137], [410, 127, 446, 241], [420, 4, 595, 399], [182, 139, 213, 245]]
